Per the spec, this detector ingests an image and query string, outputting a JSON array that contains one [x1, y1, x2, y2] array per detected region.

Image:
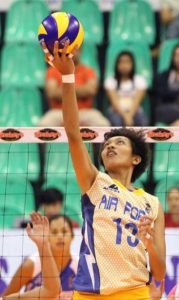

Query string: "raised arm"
[[42, 41, 98, 194], [3, 212, 60, 300]]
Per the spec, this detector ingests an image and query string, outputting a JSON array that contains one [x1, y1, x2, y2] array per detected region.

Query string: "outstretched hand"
[[41, 40, 76, 75], [150, 279, 164, 300], [26, 212, 49, 246], [137, 216, 155, 250]]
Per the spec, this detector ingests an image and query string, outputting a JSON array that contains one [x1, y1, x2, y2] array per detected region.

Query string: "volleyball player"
[[42, 40, 166, 300], [4, 214, 77, 299], [1, 212, 60, 300]]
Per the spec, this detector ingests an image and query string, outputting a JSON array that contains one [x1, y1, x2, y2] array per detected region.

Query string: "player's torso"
[[25, 258, 77, 299], [74, 172, 159, 295]]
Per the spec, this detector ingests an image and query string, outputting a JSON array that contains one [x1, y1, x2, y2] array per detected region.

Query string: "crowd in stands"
[[0, 0, 179, 229], [0, 0, 179, 127]]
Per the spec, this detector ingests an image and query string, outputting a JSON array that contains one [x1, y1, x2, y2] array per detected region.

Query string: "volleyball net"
[[0, 126, 178, 296]]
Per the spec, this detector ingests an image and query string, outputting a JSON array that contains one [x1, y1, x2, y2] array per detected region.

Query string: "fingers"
[[159, 280, 165, 293], [30, 211, 43, 225], [54, 40, 59, 58], [61, 40, 70, 56], [139, 216, 153, 223], [69, 44, 78, 58], [40, 39, 49, 54], [40, 39, 54, 65]]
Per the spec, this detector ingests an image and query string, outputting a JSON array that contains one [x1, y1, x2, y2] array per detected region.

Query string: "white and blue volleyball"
[[38, 12, 84, 54]]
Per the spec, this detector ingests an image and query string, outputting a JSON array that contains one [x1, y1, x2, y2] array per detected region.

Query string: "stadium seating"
[[44, 143, 74, 175], [155, 175, 179, 211], [81, 43, 100, 78], [61, 0, 103, 44], [44, 143, 92, 175], [44, 174, 80, 195], [43, 173, 82, 224], [105, 41, 153, 87], [109, 0, 156, 46], [158, 39, 179, 72], [0, 205, 22, 228], [4, 0, 49, 43], [1, 44, 46, 88], [153, 143, 179, 181], [0, 88, 42, 126], [65, 193, 82, 225], [0, 144, 40, 181], [0, 174, 35, 228]]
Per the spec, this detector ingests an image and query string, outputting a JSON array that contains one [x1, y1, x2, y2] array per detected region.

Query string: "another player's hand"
[[150, 279, 164, 300], [137, 216, 154, 250], [26, 212, 49, 246], [41, 40, 76, 75]]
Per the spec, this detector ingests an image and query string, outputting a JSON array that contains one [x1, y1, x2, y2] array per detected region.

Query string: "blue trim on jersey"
[[74, 194, 100, 294], [25, 259, 75, 292]]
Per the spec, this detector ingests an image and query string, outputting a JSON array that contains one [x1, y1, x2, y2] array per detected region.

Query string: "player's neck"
[[53, 251, 72, 272], [108, 169, 134, 190]]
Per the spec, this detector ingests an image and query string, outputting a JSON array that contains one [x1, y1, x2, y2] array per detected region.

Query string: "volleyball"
[[38, 12, 84, 54]]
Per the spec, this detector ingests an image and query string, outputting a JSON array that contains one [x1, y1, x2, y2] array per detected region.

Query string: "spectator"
[[154, 45, 179, 126], [104, 51, 148, 126], [160, 0, 179, 39], [39, 49, 110, 127], [38, 188, 63, 219], [3, 214, 77, 300], [38, 188, 80, 228], [165, 187, 179, 227]]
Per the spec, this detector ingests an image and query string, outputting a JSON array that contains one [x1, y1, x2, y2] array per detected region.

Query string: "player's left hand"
[[137, 215, 155, 250], [41, 40, 77, 75], [150, 278, 165, 300], [26, 212, 50, 247]]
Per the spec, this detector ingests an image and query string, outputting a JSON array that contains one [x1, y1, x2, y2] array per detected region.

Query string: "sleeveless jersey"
[[74, 172, 159, 295], [25, 254, 78, 300]]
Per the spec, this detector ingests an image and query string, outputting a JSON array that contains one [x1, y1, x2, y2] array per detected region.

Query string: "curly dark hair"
[[100, 128, 151, 182]]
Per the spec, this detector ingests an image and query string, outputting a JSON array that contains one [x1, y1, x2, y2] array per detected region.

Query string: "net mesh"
[[0, 130, 178, 297]]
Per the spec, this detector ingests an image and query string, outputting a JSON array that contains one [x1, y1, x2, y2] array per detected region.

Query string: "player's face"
[[42, 202, 62, 219], [167, 188, 179, 214], [101, 136, 140, 173], [117, 55, 133, 77], [173, 47, 179, 70], [49, 217, 73, 254]]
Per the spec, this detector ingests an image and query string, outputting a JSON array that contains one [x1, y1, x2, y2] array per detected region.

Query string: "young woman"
[[155, 44, 179, 126], [104, 51, 148, 126], [41, 40, 166, 300], [1, 212, 60, 300], [3, 214, 77, 300]]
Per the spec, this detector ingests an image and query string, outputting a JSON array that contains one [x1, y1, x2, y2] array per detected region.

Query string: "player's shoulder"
[[142, 189, 159, 202]]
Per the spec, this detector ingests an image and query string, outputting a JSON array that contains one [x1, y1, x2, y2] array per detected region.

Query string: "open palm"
[[26, 212, 49, 246]]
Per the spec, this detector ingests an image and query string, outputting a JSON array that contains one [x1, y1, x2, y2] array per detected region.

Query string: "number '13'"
[[113, 218, 139, 247]]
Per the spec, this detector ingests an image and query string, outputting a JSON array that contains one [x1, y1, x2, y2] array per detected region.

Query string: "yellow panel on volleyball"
[[38, 23, 47, 36], [52, 12, 69, 38]]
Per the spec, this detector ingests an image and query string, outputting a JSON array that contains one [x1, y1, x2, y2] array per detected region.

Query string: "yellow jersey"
[[74, 172, 159, 295]]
